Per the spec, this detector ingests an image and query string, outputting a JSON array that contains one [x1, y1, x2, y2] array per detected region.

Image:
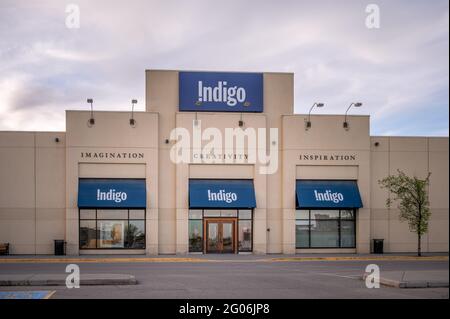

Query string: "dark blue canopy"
[[189, 179, 256, 209], [78, 179, 146, 208], [296, 180, 363, 209]]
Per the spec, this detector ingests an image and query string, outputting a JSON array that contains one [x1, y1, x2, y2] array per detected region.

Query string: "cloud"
[[0, 0, 448, 136]]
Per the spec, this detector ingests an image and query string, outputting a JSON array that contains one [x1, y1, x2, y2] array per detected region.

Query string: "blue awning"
[[296, 180, 363, 209], [78, 179, 146, 208], [189, 179, 256, 209]]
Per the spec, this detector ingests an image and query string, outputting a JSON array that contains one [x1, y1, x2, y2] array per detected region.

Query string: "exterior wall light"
[[306, 102, 324, 130], [87, 98, 95, 127], [193, 112, 199, 126], [130, 99, 137, 127], [239, 113, 244, 127], [343, 102, 362, 130]]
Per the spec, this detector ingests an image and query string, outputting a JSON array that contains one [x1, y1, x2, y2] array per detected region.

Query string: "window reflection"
[[238, 220, 252, 251], [340, 210, 355, 219], [295, 210, 309, 220], [80, 209, 96, 220], [97, 210, 128, 220], [340, 220, 355, 247], [129, 209, 145, 220], [189, 220, 203, 252], [203, 210, 220, 217], [311, 210, 339, 220], [295, 220, 309, 248], [189, 210, 203, 219], [239, 210, 252, 219], [80, 220, 96, 248], [220, 210, 237, 217], [126, 220, 145, 248], [98, 220, 125, 248], [295, 209, 356, 249], [79, 209, 146, 249], [310, 220, 339, 248]]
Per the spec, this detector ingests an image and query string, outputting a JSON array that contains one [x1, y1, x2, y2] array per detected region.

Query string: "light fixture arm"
[[129, 99, 138, 126], [344, 103, 355, 124], [88, 101, 94, 118], [308, 103, 318, 123], [86, 98, 95, 126]]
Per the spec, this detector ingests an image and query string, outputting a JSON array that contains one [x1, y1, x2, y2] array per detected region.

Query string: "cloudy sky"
[[0, 0, 448, 135]]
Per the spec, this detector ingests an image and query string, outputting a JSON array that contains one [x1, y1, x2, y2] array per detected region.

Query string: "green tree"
[[379, 170, 431, 257]]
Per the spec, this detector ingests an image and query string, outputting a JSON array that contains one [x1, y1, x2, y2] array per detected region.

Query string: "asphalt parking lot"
[[0, 256, 448, 299]]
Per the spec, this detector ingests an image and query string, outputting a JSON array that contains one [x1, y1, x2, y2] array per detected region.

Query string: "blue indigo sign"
[[189, 179, 256, 208], [296, 180, 363, 209], [179, 72, 263, 112], [78, 179, 146, 208]]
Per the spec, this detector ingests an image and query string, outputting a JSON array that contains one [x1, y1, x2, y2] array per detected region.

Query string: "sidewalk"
[[0, 253, 448, 263], [362, 270, 449, 288]]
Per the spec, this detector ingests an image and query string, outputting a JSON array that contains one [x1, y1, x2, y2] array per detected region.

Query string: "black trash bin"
[[54, 240, 66, 256], [373, 239, 384, 254]]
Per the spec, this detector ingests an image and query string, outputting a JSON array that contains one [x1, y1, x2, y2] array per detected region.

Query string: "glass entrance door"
[[205, 219, 236, 253]]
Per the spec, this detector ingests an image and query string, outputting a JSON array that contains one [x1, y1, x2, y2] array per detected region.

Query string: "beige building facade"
[[0, 70, 448, 255]]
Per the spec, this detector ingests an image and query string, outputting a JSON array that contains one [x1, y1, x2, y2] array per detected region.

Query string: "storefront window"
[[220, 210, 238, 217], [97, 209, 128, 219], [311, 210, 339, 219], [310, 220, 339, 248], [340, 220, 356, 247], [238, 220, 252, 251], [295, 209, 356, 249], [79, 220, 96, 249], [238, 210, 252, 252], [295, 220, 309, 248], [189, 219, 203, 252], [238, 210, 252, 220], [127, 220, 146, 248], [79, 209, 146, 249], [295, 210, 309, 219], [340, 210, 355, 219], [80, 209, 96, 220], [203, 210, 221, 217], [188, 210, 203, 219], [98, 220, 126, 248], [129, 209, 145, 220]]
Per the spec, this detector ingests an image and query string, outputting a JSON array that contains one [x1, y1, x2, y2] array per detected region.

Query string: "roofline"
[[145, 69, 294, 75], [371, 135, 449, 139], [285, 114, 371, 118], [0, 130, 65, 134]]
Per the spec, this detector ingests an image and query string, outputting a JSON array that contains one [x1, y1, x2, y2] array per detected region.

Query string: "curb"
[[362, 273, 449, 288], [271, 256, 449, 262], [0, 274, 137, 286]]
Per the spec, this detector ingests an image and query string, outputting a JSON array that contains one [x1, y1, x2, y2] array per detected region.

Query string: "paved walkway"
[[0, 253, 448, 263]]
